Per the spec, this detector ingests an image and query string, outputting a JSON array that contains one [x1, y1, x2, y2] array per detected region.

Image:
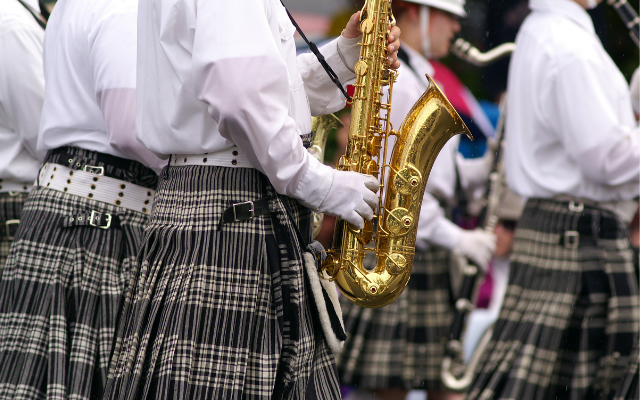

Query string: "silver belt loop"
[[568, 200, 584, 213], [233, 201, 255, 222], [89, 210, 112, 229], [5, 219, 20, 240], [82, 165, 105, 175], [564, 230, 579, 249]]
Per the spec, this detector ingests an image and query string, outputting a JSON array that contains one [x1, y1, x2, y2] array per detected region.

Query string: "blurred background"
[[281, 0, 638, 97]]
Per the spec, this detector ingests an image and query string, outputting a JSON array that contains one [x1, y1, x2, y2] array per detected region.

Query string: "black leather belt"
[[45, 146, 157, 189], [546, 200, 623, 248], [217, 198, 271, 231]]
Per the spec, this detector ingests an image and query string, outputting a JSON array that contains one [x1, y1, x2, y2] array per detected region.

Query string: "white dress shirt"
[[391, 45, 487, 251], [505, 0, 639, 204], [136, 0, 359, 206], [0, 0, 45, 189], [38, 0, 164, 171]]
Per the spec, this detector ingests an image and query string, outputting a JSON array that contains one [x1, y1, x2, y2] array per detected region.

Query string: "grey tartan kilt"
[[336, 246, 453, 391], [0, 192, 28, 271], [614, 342, 638, 400], [467, 198, 640, 400], [102, 165, 341, 400], [0, 186, 150, 400]]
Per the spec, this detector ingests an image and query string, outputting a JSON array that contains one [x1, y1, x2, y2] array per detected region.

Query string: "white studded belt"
[[0, 179, 33, 194], [172, 147, 253, 168], [38, 163, 155, 214]]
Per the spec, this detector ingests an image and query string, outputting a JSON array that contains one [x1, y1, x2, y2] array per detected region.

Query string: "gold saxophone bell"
[[320, 0, 472, 309]]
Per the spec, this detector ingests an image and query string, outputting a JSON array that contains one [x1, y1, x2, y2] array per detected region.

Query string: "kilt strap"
[[58, 211, 121, 230], [45, 146, 158, 189], [217, 198, 271, 231]]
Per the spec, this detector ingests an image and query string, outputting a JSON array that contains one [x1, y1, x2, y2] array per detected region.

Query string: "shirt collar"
[[529, 0, 595, 35], [400, 43, 435, 77]]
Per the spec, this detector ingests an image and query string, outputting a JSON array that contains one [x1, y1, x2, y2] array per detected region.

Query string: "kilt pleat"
[[466, 199, 639, 400], [102, 165, 341, 400], [0, 192, 28, 272], [613, 342, 638, 400], [0, 185, 151, 400], [336, 247, 453, 392]]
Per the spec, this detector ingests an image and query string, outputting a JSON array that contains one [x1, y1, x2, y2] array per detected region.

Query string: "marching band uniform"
[[467, 0, 639, 398], [0, 0, 46, 270], [100, 1, 390, 399], [0, 0, 164, 398], [336, 16, 496, 398]]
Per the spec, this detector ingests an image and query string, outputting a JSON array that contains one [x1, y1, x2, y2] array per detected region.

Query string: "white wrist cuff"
[[292, 155, 334, 211]]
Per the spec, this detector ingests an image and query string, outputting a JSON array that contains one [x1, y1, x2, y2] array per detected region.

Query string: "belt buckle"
[[89, 210, 112, 229], [233, 201, 254, 222], [568, 201, 584, 212], [5, 219, 20, 240], [564, 230, 579, 249], [82, 165, 105, 175]]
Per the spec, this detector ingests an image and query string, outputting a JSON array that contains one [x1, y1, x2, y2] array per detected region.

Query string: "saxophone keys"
[[393, 166, 422, 196], [386, 207, 413, 236], [366, 135, 381, 156], [363, 160, 379, 178], [385, 253, 407, 275], [360, 18, 374, 34], [355, 60, 368, 76]]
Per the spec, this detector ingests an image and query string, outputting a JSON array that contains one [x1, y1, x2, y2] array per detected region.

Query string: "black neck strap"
[[280, 2, 352, 102], [39, 0, 50, 22], [16, 0, 46, 30]]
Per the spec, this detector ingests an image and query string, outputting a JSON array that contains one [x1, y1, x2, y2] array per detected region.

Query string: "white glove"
[[631, 67, 640, 115], [453, 228, 497, 271], [317, 170, 379, 229]]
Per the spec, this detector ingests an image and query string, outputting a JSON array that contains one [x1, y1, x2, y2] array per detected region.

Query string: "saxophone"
[[321, 0, 472, 308]]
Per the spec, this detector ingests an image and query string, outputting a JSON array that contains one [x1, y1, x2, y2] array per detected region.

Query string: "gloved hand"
[[318, 170, 379, 229], [630, 67, 640, 115], [453, 228, 497, 271]]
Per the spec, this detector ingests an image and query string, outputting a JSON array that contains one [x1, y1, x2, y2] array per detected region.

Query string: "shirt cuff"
[[416, 217, 462, 251], [291, 154, 335, 211], [319, 35, 359, 84]]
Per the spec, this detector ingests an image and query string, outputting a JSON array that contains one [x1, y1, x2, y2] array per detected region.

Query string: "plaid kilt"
[[102, 165, 341, 400], [466, 198, 640, 400], [0, 192, 28, 271], [336, 246, 453, 392], [614, 342, 638, 400], [0, 147, 157, 400]]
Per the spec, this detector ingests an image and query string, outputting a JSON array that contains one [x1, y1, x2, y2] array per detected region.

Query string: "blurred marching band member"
[[466, 0, 639, 398], [100, 1, 400, 399], [0, 0, 46, 271], [335, 1, 496, 400], [0, 0, 165, 398]]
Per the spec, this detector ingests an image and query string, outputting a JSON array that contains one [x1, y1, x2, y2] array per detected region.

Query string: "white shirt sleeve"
[[90, 9, 164, 170], [298, 35, 359, 116], [554, 55, 640, 187], [191, 0, 334, 206], [415, 192, 462, 251], [0, 22, 45, 161]]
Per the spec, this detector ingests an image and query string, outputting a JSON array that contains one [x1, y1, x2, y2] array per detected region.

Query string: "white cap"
[[402, 0, 467, 17]]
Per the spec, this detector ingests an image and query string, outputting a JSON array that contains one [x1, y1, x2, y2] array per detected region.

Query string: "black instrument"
[[608, 0, 640, 47]]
